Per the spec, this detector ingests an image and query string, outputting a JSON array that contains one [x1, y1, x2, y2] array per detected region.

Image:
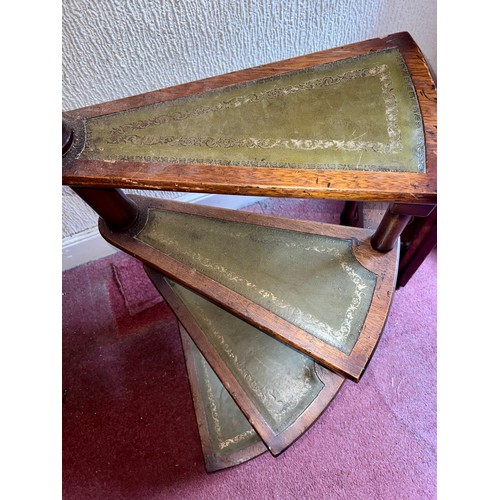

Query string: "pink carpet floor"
[[62, 198, 436, 499]]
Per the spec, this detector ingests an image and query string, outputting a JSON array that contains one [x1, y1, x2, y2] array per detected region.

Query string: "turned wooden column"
[[371, 203, 436, 253], [71, 187, 140, 232]]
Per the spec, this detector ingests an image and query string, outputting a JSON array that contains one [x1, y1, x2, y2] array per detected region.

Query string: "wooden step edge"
[[63, 159, 437, 205]]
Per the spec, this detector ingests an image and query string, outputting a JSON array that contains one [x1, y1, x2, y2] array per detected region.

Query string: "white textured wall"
[[62, 0, 436, 240]]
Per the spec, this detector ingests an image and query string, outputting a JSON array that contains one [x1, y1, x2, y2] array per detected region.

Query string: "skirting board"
[[62, 194, 266, 271]]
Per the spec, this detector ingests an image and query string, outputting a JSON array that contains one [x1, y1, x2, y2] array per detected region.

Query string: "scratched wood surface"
[[99, 196, 399, 382], [62, 32, 436, 204], [147, 267, 345, 456]]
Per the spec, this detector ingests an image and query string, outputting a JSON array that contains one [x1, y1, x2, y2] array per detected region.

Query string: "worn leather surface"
[[137, 208, 376, 355], [83, 48, 424, 172], [173, 281, 325, 435], [182, 331, 263, 457]]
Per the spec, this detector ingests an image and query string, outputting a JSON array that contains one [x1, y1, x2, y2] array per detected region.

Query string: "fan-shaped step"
[[62, 32, 436, 204], [99, 196, 399, 381], [147, 267, 345, 460]]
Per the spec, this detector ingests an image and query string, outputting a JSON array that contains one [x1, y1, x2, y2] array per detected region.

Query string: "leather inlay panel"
[[82, 48, 424, 172], [184, 332, 263, 455], [136, 207, 377, 355], [173, 280, 325, 434]]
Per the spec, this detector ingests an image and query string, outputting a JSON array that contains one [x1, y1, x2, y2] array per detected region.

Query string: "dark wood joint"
[[390, 203, 436, 218]]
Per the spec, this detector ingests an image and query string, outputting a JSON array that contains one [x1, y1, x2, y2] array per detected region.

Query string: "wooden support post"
[[371, 203, 435, 253], [71, 187, 140, 232], [397, 206, 437, 288], [340, 201, 364, 228]]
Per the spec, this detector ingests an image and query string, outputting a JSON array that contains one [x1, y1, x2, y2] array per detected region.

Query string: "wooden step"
[[146, 267, 344, 459], [62, 32, 436, 204], [179, 327, 268, 472], [98, 196, 399, 382]]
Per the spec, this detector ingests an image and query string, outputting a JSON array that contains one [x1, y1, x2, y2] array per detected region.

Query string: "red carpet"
[[62, 198, 436, 499]]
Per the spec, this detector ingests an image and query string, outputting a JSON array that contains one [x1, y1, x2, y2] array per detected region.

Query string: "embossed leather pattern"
[[82, 48, 424, 172], [172, 280, 325, 434], [137, 208, 377, 355], [180, 330, 266, 467]]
